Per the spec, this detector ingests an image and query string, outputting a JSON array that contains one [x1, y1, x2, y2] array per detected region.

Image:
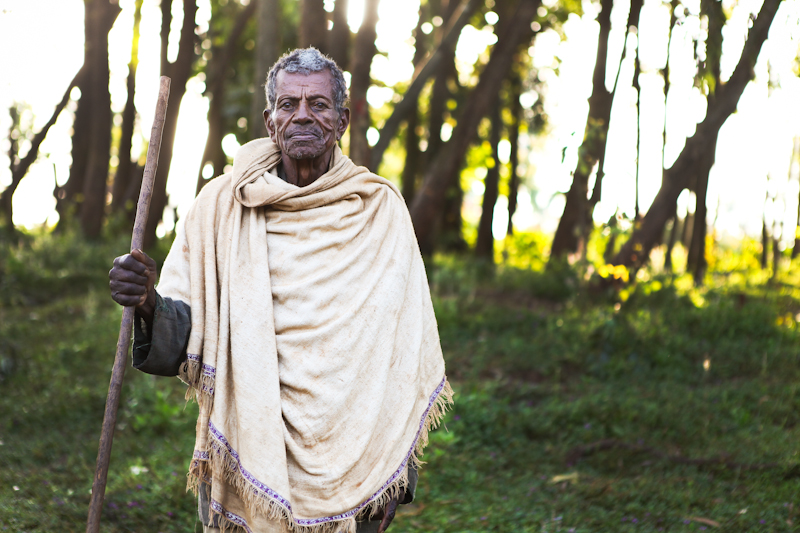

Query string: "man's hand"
[[376, 496, 399, 533], [109, 249, 157, 327]]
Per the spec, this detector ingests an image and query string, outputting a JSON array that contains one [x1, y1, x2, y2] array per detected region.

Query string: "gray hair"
[[265, 48, 349, 115]]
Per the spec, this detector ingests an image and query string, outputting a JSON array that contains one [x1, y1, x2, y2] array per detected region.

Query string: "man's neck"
[[279, 151, 332, 187]]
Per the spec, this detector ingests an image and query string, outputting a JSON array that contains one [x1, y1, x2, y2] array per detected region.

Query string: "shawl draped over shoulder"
[[156, 138, 451, 533]]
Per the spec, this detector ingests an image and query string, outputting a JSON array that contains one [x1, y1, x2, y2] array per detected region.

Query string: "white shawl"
[[156, 138, 451, 533]]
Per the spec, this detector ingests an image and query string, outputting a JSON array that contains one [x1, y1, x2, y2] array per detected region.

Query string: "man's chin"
[[284, 145, 327, 160]]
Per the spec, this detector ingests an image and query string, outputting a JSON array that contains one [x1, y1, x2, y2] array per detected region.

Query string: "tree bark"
[[144, 0, 197, 249], [549, 0, 615, 260], [609, 0, 780, 273], [299, 0, 328, 53], [328, 0, 350, 69], [80, 0, 122, 238], [251, 0, 281, 140], [348, 0, 380, 167], [475, 93, 503, 259], [368, 0, 481, 171], [409, 0, 540, 251], [111, 0, 143, 214]]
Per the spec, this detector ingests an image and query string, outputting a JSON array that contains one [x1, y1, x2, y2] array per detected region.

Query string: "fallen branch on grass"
[[565, 439, 784, 471]]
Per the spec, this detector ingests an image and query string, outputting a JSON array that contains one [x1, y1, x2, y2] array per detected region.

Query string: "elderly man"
[[109, 48, 451, 533]]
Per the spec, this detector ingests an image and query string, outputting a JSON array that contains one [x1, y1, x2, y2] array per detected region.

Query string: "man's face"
[[264, 70, 349, 161]]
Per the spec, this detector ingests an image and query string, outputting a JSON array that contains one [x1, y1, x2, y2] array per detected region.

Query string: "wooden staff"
[[86, 76, 171, 533]]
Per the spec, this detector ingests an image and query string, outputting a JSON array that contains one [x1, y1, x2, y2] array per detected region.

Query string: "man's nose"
[[293, 100, 313, 124]]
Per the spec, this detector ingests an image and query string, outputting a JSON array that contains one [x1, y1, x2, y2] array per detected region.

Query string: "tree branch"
[[368, 0, 482, 170]]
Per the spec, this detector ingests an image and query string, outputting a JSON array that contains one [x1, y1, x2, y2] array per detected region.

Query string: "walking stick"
[[86, 76, 170, 533]]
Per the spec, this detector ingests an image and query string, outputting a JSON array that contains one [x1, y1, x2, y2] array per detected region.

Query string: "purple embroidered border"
[[208, 421, 294, 511], [187, 353, 217, 379], [210, 499, 254, 533], [205, 376, 448, 530]]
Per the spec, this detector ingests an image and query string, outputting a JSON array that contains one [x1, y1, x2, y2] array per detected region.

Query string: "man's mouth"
[[288, 130, 322, 141]]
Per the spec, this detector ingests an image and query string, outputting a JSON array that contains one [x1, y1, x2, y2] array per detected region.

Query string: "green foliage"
[[2, 233, 800, 532]]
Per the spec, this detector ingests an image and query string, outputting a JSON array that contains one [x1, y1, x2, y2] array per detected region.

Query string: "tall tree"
[[299, 0, 328, 52], [55, 0, 120, 235], [111, 0, 143, 216], [549, 0, 615, 260], [144, 0, 198, 249], [401, 4, 429, 204], [475, 93, 503, 259], [410, 0, 540, 252], [348, 0, 380, 167], [328, 0, 350, 69], [685, 0, 724, 283], [507, 66, 523, 236], [427, 0, 465, 251], [80, 0, 122, 238], [609, 0, 781, 274], [251, 0, 282, 141], [791, 138, 800, 259]]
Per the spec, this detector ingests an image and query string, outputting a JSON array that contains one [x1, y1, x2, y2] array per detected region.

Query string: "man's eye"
[[281, 102, 293, 109], [314, 102, 326, 109]]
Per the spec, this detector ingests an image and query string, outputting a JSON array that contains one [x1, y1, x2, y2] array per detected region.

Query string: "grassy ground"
[[1, 232, 799, 532]]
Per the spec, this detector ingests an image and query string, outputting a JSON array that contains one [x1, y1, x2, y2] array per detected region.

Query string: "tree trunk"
[[251, 0, 281, 140], [400, 5, 428, 204], [792, 137, 800, 259], [368, 0, 481, 171], [144, 0, 197, 249], [328, 0, 350, 69], [80, 0, 122, 238], [663, 211, 678, 272], [607, 1, 779, 277], [299, 0, 328, 53], [685, 0, 723, 284], [348, 0, 380, 167], [685, 140, 716, 284], [475, 93, 503, 259], [772, 218, 782, 279], [507, 67, 522, 236], [549, 0, 616, 260], [56, 0, 119, 232], [409, 0, 539, 252], [111, 0, 143, 215], [761, 192, 770, 270]]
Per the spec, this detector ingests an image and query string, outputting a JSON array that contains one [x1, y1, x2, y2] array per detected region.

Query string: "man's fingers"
[[115, 253, 149, 276], [130, 248, 157, 270], [110, 266, 149, 285], [377, 498, 399, 533], [109, 280, 147, 296]]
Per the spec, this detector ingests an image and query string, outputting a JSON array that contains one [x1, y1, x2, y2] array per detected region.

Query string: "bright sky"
[[1, 0, 800, 246]]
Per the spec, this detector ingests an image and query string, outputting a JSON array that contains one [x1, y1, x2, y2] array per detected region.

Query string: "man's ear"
[[337, 108, 350, 139], [264, 109, 275, 139]]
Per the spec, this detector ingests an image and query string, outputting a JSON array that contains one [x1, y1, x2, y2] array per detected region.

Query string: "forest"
[[3, 0, 800, 531]]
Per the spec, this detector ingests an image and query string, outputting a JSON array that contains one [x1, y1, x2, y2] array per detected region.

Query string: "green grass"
[[2, 232, 800, 531]]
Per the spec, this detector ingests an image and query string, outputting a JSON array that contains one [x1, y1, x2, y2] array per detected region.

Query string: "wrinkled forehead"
[[274, 70, 336, 101]]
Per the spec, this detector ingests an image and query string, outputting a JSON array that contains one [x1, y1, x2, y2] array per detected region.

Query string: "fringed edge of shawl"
[[189, 377, 454, 533], [182, 358, 215, 406]]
